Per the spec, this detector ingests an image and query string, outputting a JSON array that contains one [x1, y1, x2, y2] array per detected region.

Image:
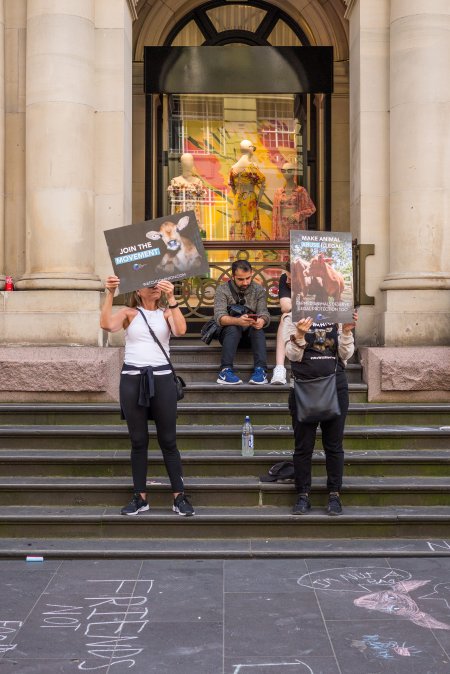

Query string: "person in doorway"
[[100, 275, 194, 517], [214, 260, 270, 385], [270, 262, 292, 385], [283, 310, 358, 515]]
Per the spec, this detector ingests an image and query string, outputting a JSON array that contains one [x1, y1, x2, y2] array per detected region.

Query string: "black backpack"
[[260, 461, 295, 482]]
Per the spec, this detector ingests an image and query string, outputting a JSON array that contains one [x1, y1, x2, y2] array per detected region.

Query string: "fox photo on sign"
[[103, 211, 209, 295], [290, 230, 354, 324]]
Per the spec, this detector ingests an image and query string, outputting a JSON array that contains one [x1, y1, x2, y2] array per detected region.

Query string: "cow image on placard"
[[307, 253, 345, 302], [146, 215, 203, 274], [103, 210, 209, 295], [290, 230, 354, 324], [291, 257, 326, 303]]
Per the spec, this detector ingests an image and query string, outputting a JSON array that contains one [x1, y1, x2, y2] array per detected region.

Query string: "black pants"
[[119, 373, 184, 494], [219, 325, 267, 370], [289, 375, 349, 494]]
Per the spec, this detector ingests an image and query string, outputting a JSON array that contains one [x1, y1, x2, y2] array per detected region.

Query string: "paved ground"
[[1, 557, 450, 674]]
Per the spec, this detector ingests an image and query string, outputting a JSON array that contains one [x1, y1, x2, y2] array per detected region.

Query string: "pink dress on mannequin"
[[272, 185, 316, 239]]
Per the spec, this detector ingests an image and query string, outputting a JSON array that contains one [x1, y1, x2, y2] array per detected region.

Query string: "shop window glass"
[[166, 93, 311, 252]]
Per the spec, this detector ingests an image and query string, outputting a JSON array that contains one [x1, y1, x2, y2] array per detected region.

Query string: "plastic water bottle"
[[241, 415, 254, 456]]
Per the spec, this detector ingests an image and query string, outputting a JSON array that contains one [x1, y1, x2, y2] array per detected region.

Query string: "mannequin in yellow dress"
[[167, 153, 207, 236], [229, 140, 266, 240]]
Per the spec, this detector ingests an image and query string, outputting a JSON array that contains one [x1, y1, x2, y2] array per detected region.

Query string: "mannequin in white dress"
[[168, 153, 206, 235]]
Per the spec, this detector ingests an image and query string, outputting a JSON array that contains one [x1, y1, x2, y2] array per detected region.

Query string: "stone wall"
[[360, 347, 450, 402], [0, 346, 123, 402]]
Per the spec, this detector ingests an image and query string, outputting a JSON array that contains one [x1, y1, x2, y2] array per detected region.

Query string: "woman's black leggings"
[[119, 373, 184, 494], [289, 374, 349, 494]]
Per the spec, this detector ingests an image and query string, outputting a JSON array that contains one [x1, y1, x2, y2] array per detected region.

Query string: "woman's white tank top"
[[124, 308, 171, 368]]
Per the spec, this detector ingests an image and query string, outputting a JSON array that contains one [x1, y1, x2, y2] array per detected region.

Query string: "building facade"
[[0, 0, 448, 400]]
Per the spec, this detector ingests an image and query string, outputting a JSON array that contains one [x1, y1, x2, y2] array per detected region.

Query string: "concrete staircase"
[[0, 339, 449, 558]]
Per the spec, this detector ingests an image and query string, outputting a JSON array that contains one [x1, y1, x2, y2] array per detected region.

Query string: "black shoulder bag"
[[136, 308, 186, 401], [200, 318, 222, 344], [294, 353, 341, 424]]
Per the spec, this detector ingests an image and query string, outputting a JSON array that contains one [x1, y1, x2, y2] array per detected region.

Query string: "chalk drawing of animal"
[[353, 579, 450, 630], [146, 216, 202, 274]]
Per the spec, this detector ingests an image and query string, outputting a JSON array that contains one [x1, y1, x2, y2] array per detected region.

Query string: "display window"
[[165, 93, 316, 248], [144, 45, 333, 313]]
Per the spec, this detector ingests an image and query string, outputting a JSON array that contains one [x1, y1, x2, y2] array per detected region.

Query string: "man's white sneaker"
[[270, 365, 287, 385]]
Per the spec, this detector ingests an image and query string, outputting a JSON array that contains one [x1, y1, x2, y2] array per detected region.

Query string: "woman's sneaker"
[[249, 367, 268, 385], [217, 368, 242, 385], [270, 365, 287, 385], [173, 493, 195, 517], [121, 493, 149, 516], [327, 492, 343, 516], [292, 493, 311, 515]]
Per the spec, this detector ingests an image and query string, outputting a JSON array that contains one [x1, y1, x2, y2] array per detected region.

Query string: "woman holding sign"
[[101, 275, 195, 517], [283, 311, 357, 516]]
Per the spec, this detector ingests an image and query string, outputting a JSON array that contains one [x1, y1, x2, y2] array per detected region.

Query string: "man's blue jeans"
[[218, 325, 267, 370]]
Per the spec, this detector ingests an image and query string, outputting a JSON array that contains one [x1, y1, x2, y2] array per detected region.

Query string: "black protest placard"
[[104, 211, 209, 295], [290, 230, 354, 324]]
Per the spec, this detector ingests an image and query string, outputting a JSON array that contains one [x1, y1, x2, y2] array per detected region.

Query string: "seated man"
[[214, 260, 270, 385]]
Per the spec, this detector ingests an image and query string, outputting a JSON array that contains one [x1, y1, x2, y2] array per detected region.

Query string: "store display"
[[166, 96, 315, 250], [167, 153, 207, 235], [229, 140, 266, 240], [272, 162, 316, 240]]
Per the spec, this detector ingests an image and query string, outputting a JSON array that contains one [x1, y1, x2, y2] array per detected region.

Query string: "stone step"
[[1, 449, 450, 478], [0, 424, 448, 450], [176, 383, 369, 403], [171, 343, 283, 365], [171, 344, 363, 371], [0, 505, 449, 539], [2, 536, 449, 559], [0, 402, 447, 426], [1, 476, 450, 507], [169, 363, 363, 383]]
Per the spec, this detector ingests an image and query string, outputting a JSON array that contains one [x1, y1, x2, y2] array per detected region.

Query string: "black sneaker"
[[120, 493, 149, 516], [292, 493, 311, 515], [327, 492, 343, 516], [173, 493, 195, 517]]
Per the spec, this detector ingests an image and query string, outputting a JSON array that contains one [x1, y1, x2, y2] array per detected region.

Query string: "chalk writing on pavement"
[[351, 634, 422, 659], [0, 621, 22, 656], [297, 566, 411, 593], [40, 578, 154, 671]]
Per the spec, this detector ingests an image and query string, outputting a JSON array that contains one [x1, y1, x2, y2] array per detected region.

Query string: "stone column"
[[380, 0, 450, 345], [4, 0, 27, 285], [0, 0, 5, 288], [16, 0, 101, 290], [94, 0, 135, 283], [345, 0, 390, 346]]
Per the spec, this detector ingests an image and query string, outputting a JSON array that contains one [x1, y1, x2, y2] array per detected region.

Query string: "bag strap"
[[228, 279, 243, 304], [136, 308, 178, 381]]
